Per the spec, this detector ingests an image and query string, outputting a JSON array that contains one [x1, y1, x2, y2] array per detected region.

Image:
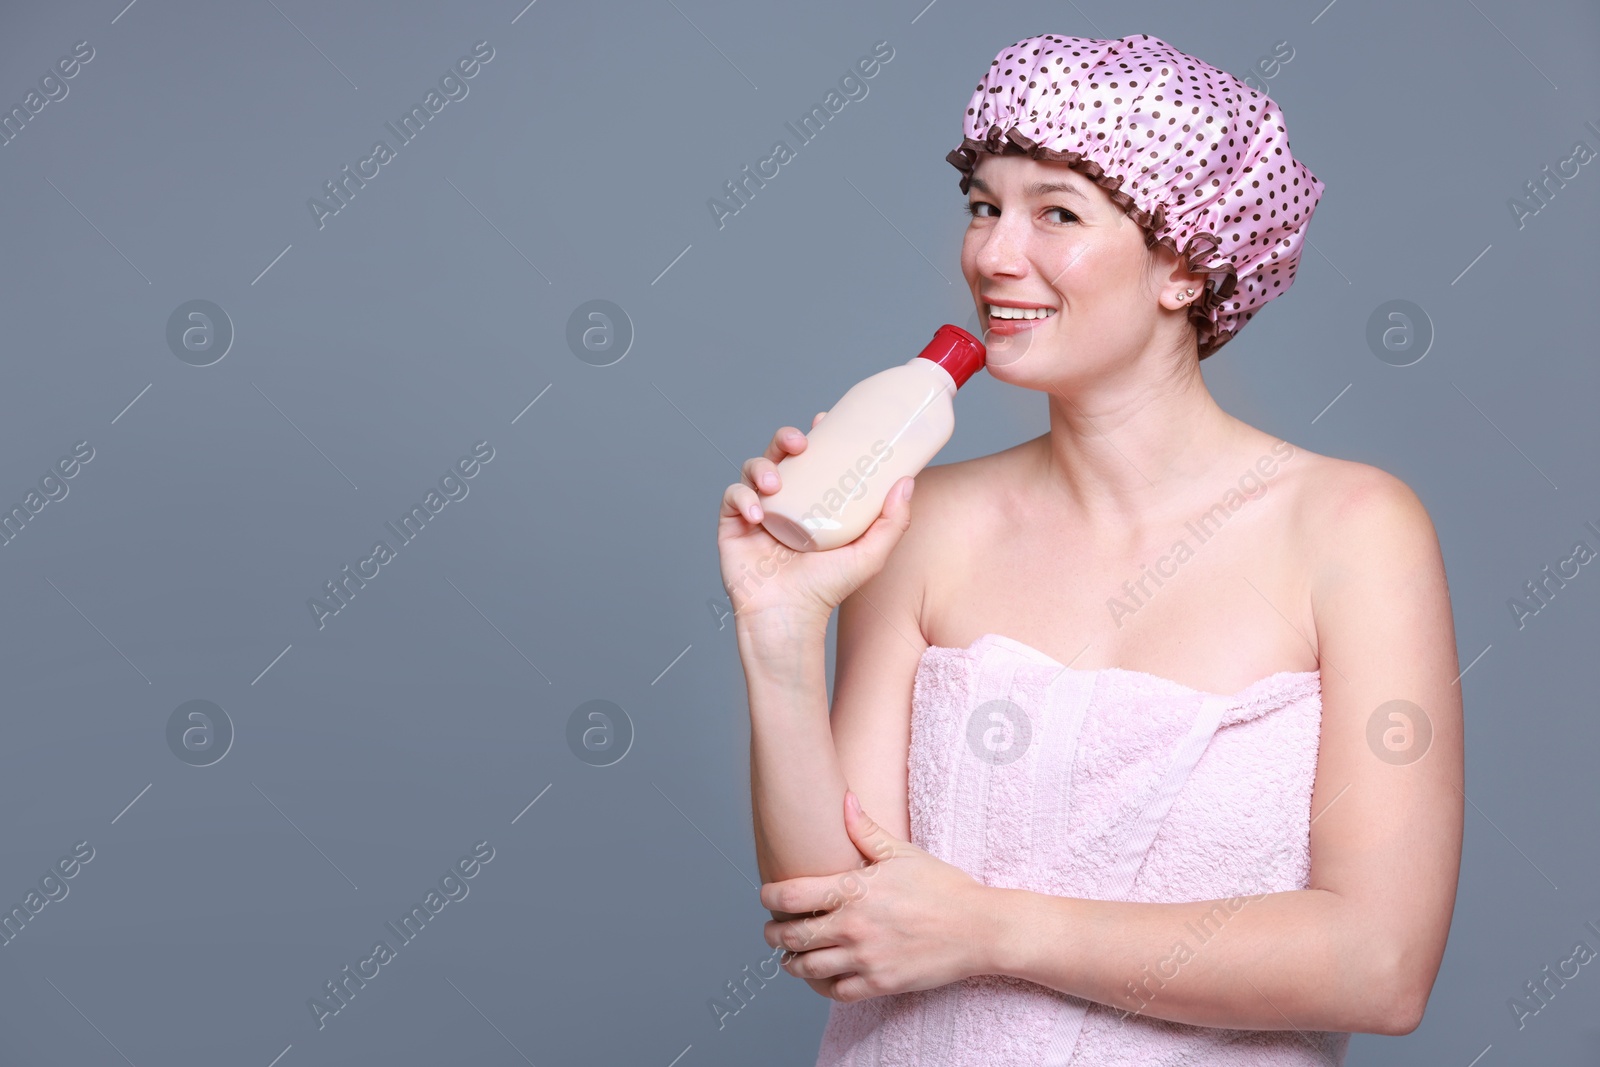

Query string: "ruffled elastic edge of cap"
[[946, 125, 1242, 360]]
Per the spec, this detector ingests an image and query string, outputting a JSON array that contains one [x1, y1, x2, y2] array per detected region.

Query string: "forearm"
[[987, 886, 1409, 1035], [739, 610, 862, 908]]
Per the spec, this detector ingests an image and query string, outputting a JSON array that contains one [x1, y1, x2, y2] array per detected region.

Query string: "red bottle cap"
[[916, 324, 986, 388]]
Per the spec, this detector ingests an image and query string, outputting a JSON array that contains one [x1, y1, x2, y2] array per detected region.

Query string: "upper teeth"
[[987, 305, 1056, 319]]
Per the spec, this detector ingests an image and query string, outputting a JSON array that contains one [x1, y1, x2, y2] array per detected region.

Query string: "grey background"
[[1, 0, 1596, 1064]]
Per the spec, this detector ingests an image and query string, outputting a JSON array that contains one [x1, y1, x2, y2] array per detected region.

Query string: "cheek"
[[1040, 238, 1097, 290]]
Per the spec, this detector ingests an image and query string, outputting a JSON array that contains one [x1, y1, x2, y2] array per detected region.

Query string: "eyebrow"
[[967, 176, 1089, 202]]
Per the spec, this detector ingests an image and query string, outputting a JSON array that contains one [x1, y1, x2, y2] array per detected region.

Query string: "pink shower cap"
[[947, 33, 1325, 359]]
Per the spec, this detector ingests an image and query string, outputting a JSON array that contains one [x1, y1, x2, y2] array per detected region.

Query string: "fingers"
[[856, 476, 914, 546], [826, 476, 914, 565], [742, 453, 783, 496], [781, 946, 854, 982], [744, 422, 814, 497], [886, 476, 915, 520], [721, 480, 764, 525], [760, 876, 836, 915], [766, 914, 841, 953], [802, 975, 840, 1000], [763, 424, 810, 466], [761, 864, 872, 916], [721, 414, 828, 527]]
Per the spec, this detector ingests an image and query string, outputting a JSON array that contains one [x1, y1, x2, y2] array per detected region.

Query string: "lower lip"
[[985, 311, 1056, 335]]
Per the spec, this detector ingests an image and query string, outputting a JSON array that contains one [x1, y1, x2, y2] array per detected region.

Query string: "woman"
[[717, 33, 1462, 1065]]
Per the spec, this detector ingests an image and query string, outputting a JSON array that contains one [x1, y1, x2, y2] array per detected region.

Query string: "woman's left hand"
[[760, 791, 997, 1003]]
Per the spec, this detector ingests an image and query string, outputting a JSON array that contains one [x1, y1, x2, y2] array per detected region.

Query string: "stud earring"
[[1176, 287, 1195, 306]]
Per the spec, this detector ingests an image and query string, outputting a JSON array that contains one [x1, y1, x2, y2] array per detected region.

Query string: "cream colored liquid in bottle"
[[760, 325, 986, 552]]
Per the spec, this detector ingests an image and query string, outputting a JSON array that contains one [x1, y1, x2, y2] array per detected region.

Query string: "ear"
[[1137, 239, 1188, 302], [1151, 248, 1204, 311]]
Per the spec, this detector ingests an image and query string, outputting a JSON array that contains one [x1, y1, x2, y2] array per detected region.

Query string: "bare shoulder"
[[1275, 443, 1448, 670], [879, 441, 1034, 633], [1282, 443, 1441, 573], [897, 440, 1030, 548]]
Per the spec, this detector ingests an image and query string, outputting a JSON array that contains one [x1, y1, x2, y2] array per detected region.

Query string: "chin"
[[980, 329, 1066, 384]]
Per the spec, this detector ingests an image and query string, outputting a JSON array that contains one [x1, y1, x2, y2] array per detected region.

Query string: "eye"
[[962, 201, 1080, 224]]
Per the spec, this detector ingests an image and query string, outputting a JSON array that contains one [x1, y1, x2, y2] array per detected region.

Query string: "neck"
[[1033, 354, 1244, 537]]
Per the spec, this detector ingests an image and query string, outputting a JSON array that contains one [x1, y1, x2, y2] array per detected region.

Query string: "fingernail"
[[750, 504, 763, 522], [761, 472, 777, 490], [846, 791, 860, 815], [902, 479, 915, 501]]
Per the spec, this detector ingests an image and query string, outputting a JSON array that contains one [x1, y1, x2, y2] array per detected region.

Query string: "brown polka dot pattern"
[[946, 33, 1325, 359]]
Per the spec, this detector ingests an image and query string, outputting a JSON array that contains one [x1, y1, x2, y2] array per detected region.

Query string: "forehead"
[[967, 154, 1097, 200]]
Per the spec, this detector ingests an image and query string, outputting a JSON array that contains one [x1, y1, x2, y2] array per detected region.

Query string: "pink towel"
[[814, 632, 1349, 1066]]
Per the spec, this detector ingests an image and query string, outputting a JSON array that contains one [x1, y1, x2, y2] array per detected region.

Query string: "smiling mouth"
[[985, 305, 1057, 320]]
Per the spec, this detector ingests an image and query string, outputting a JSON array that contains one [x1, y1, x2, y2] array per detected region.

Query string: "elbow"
[[1376, 1000, 1424, 1037], [1364, 952, 1429, 1036], [1374, 997, 1423, 1037]]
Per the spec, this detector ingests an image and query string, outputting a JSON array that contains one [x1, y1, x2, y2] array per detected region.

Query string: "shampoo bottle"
[[760, 324, 986, 552]]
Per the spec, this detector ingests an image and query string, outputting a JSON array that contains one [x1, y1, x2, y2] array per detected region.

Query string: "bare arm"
[[744, 569, 929, 896], [742, 607, 860, 899], [985, 855, 1399, 1033], [734, 459, 935, 923], [719, 416, 863, 915]]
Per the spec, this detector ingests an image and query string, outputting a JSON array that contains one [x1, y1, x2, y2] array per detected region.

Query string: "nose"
[[974, 214, 1030, 280]]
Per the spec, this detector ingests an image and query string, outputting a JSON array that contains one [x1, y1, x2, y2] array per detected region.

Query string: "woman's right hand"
[[717, 412, 916, 633]]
